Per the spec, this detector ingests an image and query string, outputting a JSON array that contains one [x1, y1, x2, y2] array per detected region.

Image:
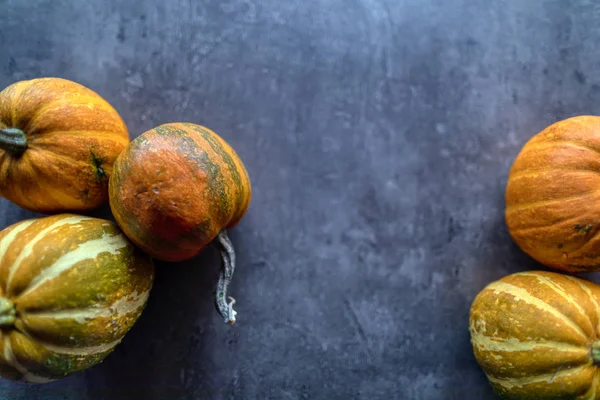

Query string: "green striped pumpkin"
[[470, 271, 600, 399], [108, 122, 252, 325], [0, 214, 154, 383]]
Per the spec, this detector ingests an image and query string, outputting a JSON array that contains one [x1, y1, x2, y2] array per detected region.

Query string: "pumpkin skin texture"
[[0, 214, 154, 383], [469, 271, 600, 400], [109, 122, 251, 324], [0, 77, 130, 213], [505, 116, 600, 273]]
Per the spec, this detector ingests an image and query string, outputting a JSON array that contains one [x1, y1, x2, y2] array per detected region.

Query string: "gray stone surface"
[[1, 0, 599, 398]]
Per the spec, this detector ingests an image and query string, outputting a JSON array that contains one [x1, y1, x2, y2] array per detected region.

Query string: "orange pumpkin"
[[506, 115, 600, 272], [0, 77, 130, 213], [109, 122, 251, 324], [0, 214, 154, 383], [470, 271, 600, 399]]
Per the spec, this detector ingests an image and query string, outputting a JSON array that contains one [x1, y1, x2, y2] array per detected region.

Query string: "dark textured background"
[[1, 0, 598, 399]]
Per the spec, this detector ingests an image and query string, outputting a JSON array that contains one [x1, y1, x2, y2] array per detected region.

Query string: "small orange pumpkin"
[[470, 271, 600, 399], [506, 115, 600, 272], [0, 77, 130, 213], [109, 122, 251, 324]]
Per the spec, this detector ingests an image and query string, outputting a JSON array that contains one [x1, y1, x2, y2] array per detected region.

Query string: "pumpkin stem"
[[0, 297, 16, 328], [214, 230, 238, 325], [593, 341, 600, 365], [0, 128, 27, 156]]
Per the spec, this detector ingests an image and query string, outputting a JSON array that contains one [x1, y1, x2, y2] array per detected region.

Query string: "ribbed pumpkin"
[[0, 77, 130, 213], [109, 122, 251, 324], [470, 271, 600, 399], [0, 214, 154, 383], [506, 115, 600, 272]]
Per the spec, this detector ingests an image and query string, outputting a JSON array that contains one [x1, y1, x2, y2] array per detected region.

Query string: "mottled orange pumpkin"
[[0, 77, 130, 213], [109, 122, 251, 324], [506, 115, 600, 272], [0, 214, 154, 383], [470, 271, 600, 399]]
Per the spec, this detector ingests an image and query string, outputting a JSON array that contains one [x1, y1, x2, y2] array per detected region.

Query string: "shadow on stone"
[[82, 243, 224, 400]]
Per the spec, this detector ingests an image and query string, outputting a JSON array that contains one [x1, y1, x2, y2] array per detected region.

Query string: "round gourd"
[[109, 122, 251, 324], [506, 115, 600, 272], [0, 77, 130, 213], [470, 270, 600, 399], [0, 214, 154, 383]]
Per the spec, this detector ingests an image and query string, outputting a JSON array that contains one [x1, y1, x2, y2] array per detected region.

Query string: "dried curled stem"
[[214, 230, 237, 324]]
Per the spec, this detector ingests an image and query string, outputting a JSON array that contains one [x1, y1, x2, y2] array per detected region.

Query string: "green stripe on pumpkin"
[[7, 331, 115, 381], [16, 244, 152, 313], [155, 124, 231, 224], [17, 286, 150, 347], [184, 123, 246, 218]]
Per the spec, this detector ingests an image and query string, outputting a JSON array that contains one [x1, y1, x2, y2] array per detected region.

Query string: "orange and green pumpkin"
[[506, 115, 600, 272], [0, 214, 154, 383], [0, 77, 130, 213], [109, 122, 251, 324], [470, 270, 600, 399]]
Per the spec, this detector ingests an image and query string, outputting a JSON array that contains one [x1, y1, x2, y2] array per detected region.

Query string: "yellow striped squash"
[[0, 214, 154, 383], [470, 271, 600, 399]]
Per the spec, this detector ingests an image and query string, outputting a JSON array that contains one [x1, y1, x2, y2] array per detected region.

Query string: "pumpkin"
[[0, 214, 154, 383], [0, 77, 130, 213], [108, 122, 251, 324], [505, 115, 600, 272], [469, 270, 600, 399]]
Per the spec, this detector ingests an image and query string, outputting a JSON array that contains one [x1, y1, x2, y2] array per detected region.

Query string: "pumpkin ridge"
[[30, 130, 129, 146], [5, 216, 93, 295], [570, 227, 600, 254], [24, 101, 64, 134], [27, 145, 98, 168], [25, 93, 125, 137], [24, 146, 115, 210], [522, 138, 600, 155], [509, 168, 600, 181], [519, 272, 594, 332], [0, 220, 35, 288], [470, 333, 588, 354], [22, 306, 112, 321], [2, 335, 53, 383], [0, 152, 6, 171], [593, 369, 600, 399], [20, 285, 151, 320], [0, 336, 20, 380], [506, 189, 600, 213], [2, 154, 42, 207], [486, 363, 592, 390], [22, 155, 83, 208], [507, 214, 584, 233], [8, 82, 26, 127], [566, 276, 600, 337], [17, 232, 129, 299], [581, 369, 599, 400], [23, 333, 121, 357], [486, 281, 589, 341]]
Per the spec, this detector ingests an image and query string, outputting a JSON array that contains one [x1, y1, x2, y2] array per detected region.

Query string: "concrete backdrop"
[[1, 0, 599, 399]]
